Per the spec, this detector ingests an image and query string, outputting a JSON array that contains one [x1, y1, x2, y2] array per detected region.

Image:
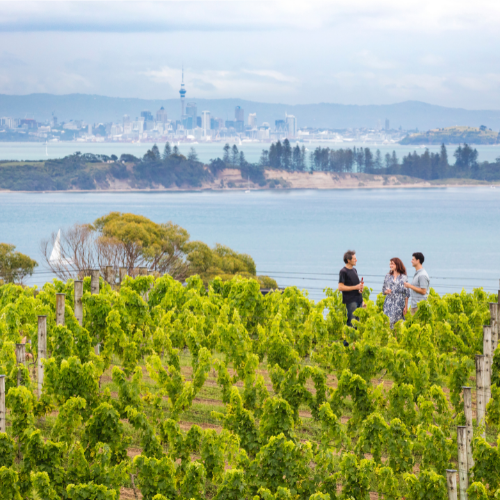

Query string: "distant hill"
[[400, 126, 500, 145], [3, 94, 500, 130]]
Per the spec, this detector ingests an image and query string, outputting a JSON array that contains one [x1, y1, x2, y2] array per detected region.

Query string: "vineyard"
[[0, 272, 499, 500]]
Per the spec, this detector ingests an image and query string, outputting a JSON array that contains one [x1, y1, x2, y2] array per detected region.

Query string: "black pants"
[[346, 300, 362, 327]]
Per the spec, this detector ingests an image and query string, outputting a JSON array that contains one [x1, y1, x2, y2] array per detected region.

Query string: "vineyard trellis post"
[[475, 355, 486, 437], [462, 386, 474, 471], [90, 269, 100, 295], [56, 293, 65, 326], [446, 469, 458, 500], [0, 375, 5, 433], [490, 301, 499, 354], [15, 343, 26, 387], [38, 315, 47, 398], [457, 426, 468, 500], [483, 326, 492, 405], [119, 267, 127, 285], [139, 267, 148, 276], [74, 280, 83, 326], [91, 269, 100, 354]]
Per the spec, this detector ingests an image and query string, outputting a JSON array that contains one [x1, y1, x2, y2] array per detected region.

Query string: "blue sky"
[[1, 0, 500, 108]]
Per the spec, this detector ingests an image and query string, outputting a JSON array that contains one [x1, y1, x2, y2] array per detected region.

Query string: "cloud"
[[1, 1, 500, 33], [142, 65, 299, 98]]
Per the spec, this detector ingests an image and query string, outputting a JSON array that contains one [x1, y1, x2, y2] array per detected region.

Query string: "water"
[[1, 188, 499, 299], [2, 141, 500, 164]]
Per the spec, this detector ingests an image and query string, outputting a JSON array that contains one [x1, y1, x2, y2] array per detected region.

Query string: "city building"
[[285, 114, 297, 138], [156, 107, 168, 123], [385, 118, 390, 131], [186, 102, 197, 121], [201, 111, 210, 136], [248, 113, 257, 128]]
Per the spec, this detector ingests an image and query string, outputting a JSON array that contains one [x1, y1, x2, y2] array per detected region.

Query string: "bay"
[[1, 141, 500, 164], [1, 188, 499, 299]]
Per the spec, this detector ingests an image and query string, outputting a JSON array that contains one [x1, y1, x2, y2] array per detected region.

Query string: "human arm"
[[404, 297, 408, 315], [382, 274, 392, 295], [403, 281, 427, 295], [338, 282, 363, 292]]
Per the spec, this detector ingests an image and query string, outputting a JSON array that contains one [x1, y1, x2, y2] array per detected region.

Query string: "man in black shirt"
[[338, 250, 364, 327]]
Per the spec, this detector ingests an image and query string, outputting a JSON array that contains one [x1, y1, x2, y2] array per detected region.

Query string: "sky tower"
[[179, 67, 186, 118]]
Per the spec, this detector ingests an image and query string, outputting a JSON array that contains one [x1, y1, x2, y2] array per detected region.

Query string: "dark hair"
[[412, 252, 425, 265], [343, 250, 356, 264], [390, 257, 407, 275]]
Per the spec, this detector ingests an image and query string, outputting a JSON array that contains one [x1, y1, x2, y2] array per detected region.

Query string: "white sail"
[[49, 230, 62, 262]]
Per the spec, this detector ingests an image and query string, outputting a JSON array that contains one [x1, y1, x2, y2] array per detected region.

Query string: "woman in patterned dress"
[[382, 257, 410, 328]]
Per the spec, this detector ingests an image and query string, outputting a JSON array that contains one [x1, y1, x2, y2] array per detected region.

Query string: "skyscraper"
[[179, 67, 187, 118], [201, 111, 210, 136], [186, 102, 197, 121], [385, 119, 390, 131], [235, 106, 244, 122], [156, 107, 168, 123], [248, 113, 257, 128], [285, 114, 297, 138]]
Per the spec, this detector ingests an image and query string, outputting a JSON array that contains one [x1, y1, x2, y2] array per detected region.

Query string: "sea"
[[1, 188, 499, 299], [2, 141, 500, 164]]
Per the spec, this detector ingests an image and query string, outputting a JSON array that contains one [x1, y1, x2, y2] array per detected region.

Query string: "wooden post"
[[33, 289, 39, 298], [106, 266, 116, 288], [90, 269, 100, 295], [475, 355, 486, 437], [490, 302, 499, 356], [15, 343, 26, 386], [119, 267, 127, 284], [483, 326, 492, 405], [56, 293, 65, 326], [139, 267, 148, 276], [38, 315, 47, 398], [0, 375, 5, 433], [457, 426, 468, 500], [446, 470, 458, 500], [74, 280, 83, 326], [462, 387, 474, 471], [90, 270, 100, 354]]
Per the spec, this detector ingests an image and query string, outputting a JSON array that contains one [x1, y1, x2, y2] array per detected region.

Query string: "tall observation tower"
[[179, 67, 186, 118]]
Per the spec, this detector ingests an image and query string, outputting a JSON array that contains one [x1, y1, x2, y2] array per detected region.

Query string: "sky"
[[1, 0, 500, 109]]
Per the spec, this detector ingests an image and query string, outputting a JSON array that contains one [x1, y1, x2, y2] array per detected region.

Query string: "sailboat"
[[245, 176, 251, 193], [49, 230, 73, 266]]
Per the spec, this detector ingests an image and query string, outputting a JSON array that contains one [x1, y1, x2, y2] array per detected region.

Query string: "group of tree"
[[257, 141, 500, 181], [40, 211, 277, 288]]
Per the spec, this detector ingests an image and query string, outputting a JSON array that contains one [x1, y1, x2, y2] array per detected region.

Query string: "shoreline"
[[0, 169, 499, 193]]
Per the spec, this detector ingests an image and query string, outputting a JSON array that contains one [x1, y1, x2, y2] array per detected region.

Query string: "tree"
[[162, 142, 172, 160], [454, 143, 478, 171], [231, 145, 239, 166], [374, 150, 382, 170], [0, 243, 38, 284], [282, 139, 292, 171], [188, 147, 199, 162], [259, 149, 269, 167], [437, 143, 449, 178], [223, 144, 231, 164], [151, 144, 161, 161], [292, 145, 301, 171], [41, 214, 191, 281], [172, 145, 180, 155], [239, 151, 247, 167]]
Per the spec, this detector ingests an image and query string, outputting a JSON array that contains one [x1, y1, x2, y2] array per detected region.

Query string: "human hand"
[[403, 282, 411, 289], [403, 306, 408, 315], [356, 283, 364, 290], [385, 289, 392, 295], [362, 302, 367, 308]]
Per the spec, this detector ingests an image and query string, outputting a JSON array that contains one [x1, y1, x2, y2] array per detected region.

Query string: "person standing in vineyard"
[[404, 252, 430, 314], [338, 250, 364, 327], [382, 257, 410, 328]]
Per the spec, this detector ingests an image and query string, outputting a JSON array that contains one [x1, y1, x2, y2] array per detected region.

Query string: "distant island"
[[1, 141, 499, 192], [400, 126, 500, 145]]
